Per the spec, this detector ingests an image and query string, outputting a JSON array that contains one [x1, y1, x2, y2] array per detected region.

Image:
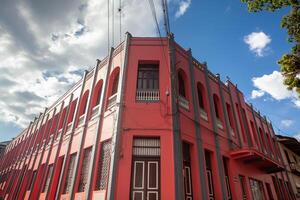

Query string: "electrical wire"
[[107, 0, 110, 53]]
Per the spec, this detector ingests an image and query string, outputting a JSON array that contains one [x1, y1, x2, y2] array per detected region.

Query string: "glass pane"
[[148, 162, 157, 189], [134, 162, 144, 188]]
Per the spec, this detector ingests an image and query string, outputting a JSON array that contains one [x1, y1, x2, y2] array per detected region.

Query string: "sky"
[[0, 0, 299, 142]]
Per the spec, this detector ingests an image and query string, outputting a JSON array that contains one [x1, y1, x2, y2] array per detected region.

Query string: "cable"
[[118, 0, 122, 44], [107, 0, 110, 53], [147, 0, 163, 38], [112, 0, 115, 47]]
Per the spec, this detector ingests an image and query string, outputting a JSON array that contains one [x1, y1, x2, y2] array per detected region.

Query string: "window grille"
[[64, 153, 77, 194], [136, 63, 160, 101], [96, 140, 111, 190], [78, 148, 92, 192], [43, 164, 54, 193], [133, 138, 160, 156]]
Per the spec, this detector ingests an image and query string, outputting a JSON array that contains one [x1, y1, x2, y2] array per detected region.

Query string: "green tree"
[[242, 0, 300, 95]]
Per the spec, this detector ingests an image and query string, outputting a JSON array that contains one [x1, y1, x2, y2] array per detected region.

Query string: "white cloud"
[[281, 119, 294, 128], [251, 71, 300, 108], [0, 0, 163, 129], [251, 90, 265, 99], [175, 0, 191, 18], [244, 31, 271, 57]]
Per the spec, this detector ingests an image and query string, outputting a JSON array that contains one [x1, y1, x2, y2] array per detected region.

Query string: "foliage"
[[242, 0, 300, 96]]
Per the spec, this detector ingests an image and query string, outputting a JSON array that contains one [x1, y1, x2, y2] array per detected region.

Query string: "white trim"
[[184, 166, 192, 195], [207, 170, 214, 196], [133, 161, 145, 190], [147, 191, 158, 200], [147, 161, 158, 190], [133, 191, 144, 200], [225, 176, 231, 199]]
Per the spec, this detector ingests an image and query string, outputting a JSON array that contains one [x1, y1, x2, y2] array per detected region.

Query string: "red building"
[[0, 33, 296, 200]]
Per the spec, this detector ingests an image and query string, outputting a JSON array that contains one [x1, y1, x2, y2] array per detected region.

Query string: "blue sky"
[[0, 0, 299, 142]]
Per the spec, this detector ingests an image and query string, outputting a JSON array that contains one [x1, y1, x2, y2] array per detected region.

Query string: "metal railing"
[[178, 95, 189, 110], [136, 89, 160, 101]]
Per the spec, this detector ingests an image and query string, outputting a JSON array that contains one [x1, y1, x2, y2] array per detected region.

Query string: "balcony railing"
[[200, 108, 208, 121], [66, 122, 73, 132], [216, 118, 223, 129], [178, 95, 189, 110], [78, 115, 85, 127], [229, 127, 235, 137], [290, 162, 300, 175], [136, 89, 160, 101], [107, 94, 117, 109], [91, 105, 100, 119], [230, 146, 284, 173]]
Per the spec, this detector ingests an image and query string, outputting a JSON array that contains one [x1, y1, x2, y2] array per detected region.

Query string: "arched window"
[[197, 83, 205, 110], [111, 73, 119, 96], [91, 80, 103, 108], [213, 94, 221, 119], [178, 70, 186, 98], [78, 91, 89, 117]]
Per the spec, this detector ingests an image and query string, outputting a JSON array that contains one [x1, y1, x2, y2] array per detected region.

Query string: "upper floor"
[[0, 35, 283, 174]]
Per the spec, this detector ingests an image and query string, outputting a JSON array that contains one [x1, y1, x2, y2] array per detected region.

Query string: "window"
[[78, 148, 92, 192], [226, 103, 235, 136], [78, 91, 89, 117], [213, 94, 221, 119], [249, 178, 266, 200], [272, 176, 282, 199], [96, 140, 111, 190], [265, 182, 274, 200], [236, 103, 247, 142], [250, 121, 260, 149], [29, 170, 37, 190], [43, 164, 54, 193], [137, 63, 159, 90], [205, 150, 215, 200], [67, 99, 78, 124], [136, 63, 160, 101], [178, 70, 186, 98], [111, 73, 119, 95], [223, 157, 232, 200], [197, 83, 205, 110], [239, 175, 247, 200], [64, 153, 77, 194], [259, 128, 267, 153]]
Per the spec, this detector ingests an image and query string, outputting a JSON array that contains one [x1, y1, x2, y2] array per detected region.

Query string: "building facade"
[[0, 141, 11, 159], [277, 135, 300, 199], [0, 33, 296, 200]]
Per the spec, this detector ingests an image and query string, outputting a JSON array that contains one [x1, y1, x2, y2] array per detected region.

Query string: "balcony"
[[178, 95, 189, 110], [230, 147, 283, 173], [66, 122, 73, 133], [107, 94, 117, 109], [216, 118, 223, 129], [136, 89, 160, 102], [78, 115, 85, 127], [200, 108, 208, 121], [290, 162, 300, 176], [91, 105, 100, 119]]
